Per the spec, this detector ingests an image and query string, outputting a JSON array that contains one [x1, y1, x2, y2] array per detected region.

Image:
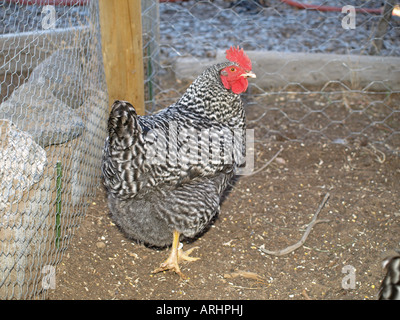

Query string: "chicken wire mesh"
[[145, 0, 400, 155], [0, 0, 108, 299]]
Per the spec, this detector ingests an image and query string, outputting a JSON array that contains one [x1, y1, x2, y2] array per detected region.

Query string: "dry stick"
[[227, 147, 284, 192], [245, 147, 284, 177], [259, 192, 330, 257]]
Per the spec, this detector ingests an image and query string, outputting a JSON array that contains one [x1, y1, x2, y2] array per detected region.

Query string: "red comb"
[[225, 46, 252, 71]]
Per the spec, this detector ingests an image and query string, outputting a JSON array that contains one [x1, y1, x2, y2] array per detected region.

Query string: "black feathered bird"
[[102, 47, 255, 278]]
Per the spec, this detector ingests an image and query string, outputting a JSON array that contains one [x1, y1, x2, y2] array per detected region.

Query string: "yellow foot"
[[178, 243, 200, 263], [152, 243, 200, 280]]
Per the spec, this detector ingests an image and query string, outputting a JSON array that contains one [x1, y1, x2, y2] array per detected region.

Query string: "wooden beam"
[[99, 0, 145, 115]]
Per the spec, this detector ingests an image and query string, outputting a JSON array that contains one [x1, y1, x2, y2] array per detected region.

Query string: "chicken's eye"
[[230, 67, 236, 72]]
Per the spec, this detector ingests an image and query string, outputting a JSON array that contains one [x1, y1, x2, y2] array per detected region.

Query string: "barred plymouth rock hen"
[[102, 47, 255, 279]]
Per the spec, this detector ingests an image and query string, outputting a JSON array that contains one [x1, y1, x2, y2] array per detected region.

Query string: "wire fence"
[[0, 0, 399, 299], [147, 0, 400, 154], [0, 0, 107, 299]]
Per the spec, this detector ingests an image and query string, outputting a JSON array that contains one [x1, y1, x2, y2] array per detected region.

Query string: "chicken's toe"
[[152, 261, 187, 279], [151, 244, 200, 279], [178, 245, 200, 263]]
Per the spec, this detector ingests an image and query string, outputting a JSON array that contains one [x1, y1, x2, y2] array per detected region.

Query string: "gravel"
[[159, 0, 400, 58]]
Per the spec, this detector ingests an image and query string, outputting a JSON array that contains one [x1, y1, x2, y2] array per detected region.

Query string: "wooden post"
[[99, 0, 145, 115]]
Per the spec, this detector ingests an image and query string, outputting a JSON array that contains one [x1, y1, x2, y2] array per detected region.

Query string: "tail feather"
[[102, 100, 144, 198], [108, 100, 141, 150]]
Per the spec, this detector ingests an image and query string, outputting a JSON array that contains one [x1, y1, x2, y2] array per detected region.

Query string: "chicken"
[[378, 253, 400, 300], [101, 46, 256, 279]]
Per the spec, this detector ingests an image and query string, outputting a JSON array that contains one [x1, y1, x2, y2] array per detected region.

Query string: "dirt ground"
[[47, 90, 400, 300]]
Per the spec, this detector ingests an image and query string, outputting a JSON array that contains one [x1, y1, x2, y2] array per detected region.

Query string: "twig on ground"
[[245, 146, 284, 177], [226, 147, 284, 192], [229, 284, 263, 290], [259, 192, 330, 257]]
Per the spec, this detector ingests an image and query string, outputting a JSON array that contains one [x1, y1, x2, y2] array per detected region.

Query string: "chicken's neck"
[[176, 77, 246, 128]]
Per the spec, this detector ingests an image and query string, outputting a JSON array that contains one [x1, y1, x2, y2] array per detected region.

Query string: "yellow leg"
[[152, 230, 200, 279]]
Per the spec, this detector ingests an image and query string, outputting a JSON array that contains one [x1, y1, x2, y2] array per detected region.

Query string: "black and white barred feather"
[[102, 62, 246, 247], [378, 253, 400, 300]]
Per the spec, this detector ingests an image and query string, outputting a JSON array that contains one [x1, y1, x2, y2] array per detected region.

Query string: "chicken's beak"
[[241, 71, 256, 79]]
